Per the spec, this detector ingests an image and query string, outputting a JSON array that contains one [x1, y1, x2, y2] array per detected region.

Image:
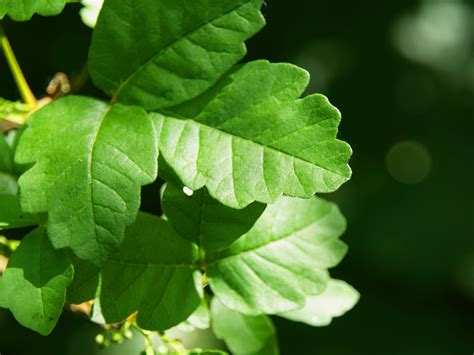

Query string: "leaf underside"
[[211, 298, 279, 355]]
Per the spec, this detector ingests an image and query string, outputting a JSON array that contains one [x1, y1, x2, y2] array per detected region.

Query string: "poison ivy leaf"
[[206, 196, 347, 315], [211, 298, 279, 355], [99, 212, 202, 331], [0, 0, 75, 21], [89, 0, 264, 110], [66, 257, 100, 304], [153, 60, 352, 209], [0, 227, 74, 335], [16, 96, 158, 265], [0, 194, 39, 229], [161, 183, 265, 251], [279, 279, 359, 327]]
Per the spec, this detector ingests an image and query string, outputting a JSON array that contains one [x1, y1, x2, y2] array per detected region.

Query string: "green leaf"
[[0, 133, 14, 173], [153, 60, 352, 209], [66, 257, 100, 305], [0, 0, 75, 21], [16, 96, 158, 265], [0, 194, 39, 229], [211, 298, 279, 355], [0, 227, 74, 335], [0, 172, 17, 195], [161, 183, 265, 251], [206, 196, 347, 315], [182, 298, 211, 330], [279, 279, 360, 326], [89, 0, 264, 110], [99, 212, 202, 331]]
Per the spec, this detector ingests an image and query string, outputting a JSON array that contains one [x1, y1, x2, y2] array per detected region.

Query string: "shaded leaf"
[[0, 227, 73, 335], [211, 298, 278, 355], [0, 194, 39, 229], [89, 0, 264, 110], [99, 212, 202, 331], [161, 183, 265, 250], [66, 257, 100, 305], [206, 196, 347, 314], [16, 96, 158, 265], [279, 279, 360, 326], [154, 60, 351, 208]]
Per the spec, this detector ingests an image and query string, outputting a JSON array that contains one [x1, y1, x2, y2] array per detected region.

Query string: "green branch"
[[0, 24, 37, 108]]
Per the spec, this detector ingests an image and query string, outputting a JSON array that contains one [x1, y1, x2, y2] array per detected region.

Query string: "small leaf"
[[89, 0, 264, 110], [206, 196, 347, 315], [16, 96, 158, 265], [0, 0, 75, 21], [279, 279, 360, 326], [211, 298, 279, 355], [99, 212, 202, 331], [154, 60, 351, 209], [0, 194, 39, 230], [184, 298, 211, 330], [0, 227, 74, 335], [161, 183, 265, 250]]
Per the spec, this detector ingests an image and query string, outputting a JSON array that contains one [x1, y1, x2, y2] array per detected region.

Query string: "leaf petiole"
[[0, 24, 37, 108]]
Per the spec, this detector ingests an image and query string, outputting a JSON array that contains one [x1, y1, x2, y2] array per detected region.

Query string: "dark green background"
[[1, 0, 473, 354]]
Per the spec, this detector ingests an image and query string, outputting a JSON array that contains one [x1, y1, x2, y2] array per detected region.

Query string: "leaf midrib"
[[113, 0, 256, 101]]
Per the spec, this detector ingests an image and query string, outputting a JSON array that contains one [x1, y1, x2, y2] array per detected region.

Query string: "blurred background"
[[1, 0, 473, 354]]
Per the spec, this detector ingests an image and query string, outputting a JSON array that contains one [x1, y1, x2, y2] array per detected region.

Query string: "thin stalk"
[[0, 25, 37, 107]]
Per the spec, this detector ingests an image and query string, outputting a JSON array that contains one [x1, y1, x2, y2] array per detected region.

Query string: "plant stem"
[[0, 25, 37, 108]]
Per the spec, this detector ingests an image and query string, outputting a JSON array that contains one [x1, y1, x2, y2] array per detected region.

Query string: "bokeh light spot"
[[386, 141, 432, 184]]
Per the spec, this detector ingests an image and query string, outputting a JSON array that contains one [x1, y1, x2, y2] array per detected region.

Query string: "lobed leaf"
[[279, 279, 360, 327], [154, 60, 352, 209], [211, 298, 279, 355], [16, 96, 158, 265], [89, 0, 264, 110], [0, 0, 76, 21], [161, 183, 265, 250], [99, 212, 202, 331], [0, 227, 73, 335], [206, 196, 348, 315]]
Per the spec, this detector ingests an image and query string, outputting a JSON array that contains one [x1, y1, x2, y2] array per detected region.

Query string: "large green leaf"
[[0, 194, 39, 230], [0, 0, 75, 21], [16, 96, 158, 265], [211, 298, 279, 355], [89, 0, 264, 110], [0, 227, 74, 335], [279, 279, 360, 327], [99, 212, 202, 331], [154, 60, 352, 208], [206, 196, 347, 315], [161, 183, 265, 251], [66, 257, 100, 305]]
